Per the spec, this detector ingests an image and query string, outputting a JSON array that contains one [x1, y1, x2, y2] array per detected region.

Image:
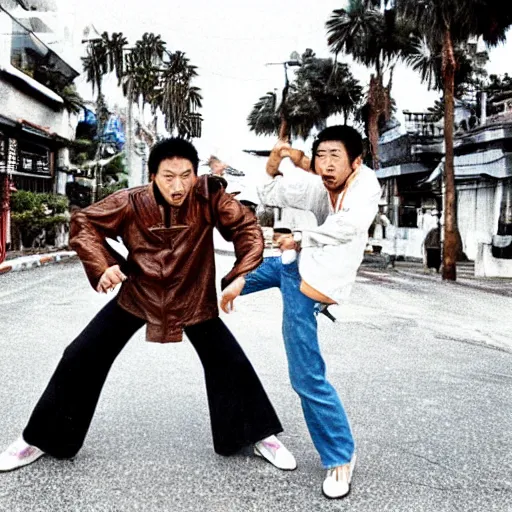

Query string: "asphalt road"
[[0, 256, 511, 512]]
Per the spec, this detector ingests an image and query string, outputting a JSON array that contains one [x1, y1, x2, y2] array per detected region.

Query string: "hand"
[[96, 265, 127, 293], [276, 234, 297, 252], [273, 139, 292, 159], [220, 276, 246, 314]]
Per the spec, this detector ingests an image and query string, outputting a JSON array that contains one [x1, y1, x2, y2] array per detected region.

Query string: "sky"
[[64, 0, 512, 158]]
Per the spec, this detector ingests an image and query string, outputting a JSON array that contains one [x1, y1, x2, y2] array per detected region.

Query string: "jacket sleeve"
[[211, 188, 264, 290], [69, 190, 130, 290]]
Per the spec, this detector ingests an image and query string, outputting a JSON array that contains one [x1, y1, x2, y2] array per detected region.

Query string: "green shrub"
[[97, 179, 128, 201], [11, 190, 69, 215], [10, 191, 70, 248]]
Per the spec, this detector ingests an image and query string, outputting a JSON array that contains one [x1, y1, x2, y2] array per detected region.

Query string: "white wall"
[[457, 182, 497, 261], [0, 78, 73, 139], [475, 242, 512, 277]]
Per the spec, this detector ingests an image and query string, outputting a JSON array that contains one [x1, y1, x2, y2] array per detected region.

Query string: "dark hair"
[[147, 138, 199, 176], [311, 125, 363, 172]]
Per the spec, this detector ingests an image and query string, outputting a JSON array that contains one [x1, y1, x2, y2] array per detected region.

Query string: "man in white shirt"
[[220, 125, 381, 499]]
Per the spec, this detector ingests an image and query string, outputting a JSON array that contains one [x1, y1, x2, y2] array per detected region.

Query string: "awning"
[[375, 162, 430, 179], [425, 149, 512, 182]]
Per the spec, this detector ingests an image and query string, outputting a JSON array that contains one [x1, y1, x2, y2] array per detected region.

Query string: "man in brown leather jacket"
[[0, 138, 296, 473]]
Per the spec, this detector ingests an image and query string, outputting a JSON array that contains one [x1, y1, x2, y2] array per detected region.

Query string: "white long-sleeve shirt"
[[258, 164, 381, 303]]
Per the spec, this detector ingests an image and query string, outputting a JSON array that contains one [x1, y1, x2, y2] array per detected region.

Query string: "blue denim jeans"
[[241, 256, 354, 468]]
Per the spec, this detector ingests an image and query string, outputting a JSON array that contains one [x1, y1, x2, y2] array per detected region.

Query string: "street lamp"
[[265, 52, 302, 141]]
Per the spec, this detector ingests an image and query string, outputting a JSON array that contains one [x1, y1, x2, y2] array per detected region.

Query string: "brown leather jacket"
[[69, 175, 264, 343]]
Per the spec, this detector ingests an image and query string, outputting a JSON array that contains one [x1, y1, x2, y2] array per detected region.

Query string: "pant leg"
[[240, 256, 281, 296], [280, 260, 355, 468], [184, 317, 282, 456], [23, 299, 145, 458]]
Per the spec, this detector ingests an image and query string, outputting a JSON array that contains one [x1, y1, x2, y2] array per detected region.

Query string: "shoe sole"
[[322, 486, 352, 500], [253, 446, 297, 471], [0, 452, 45, 473]]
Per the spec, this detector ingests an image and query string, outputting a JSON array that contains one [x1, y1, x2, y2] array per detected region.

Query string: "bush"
[[11, 190, 69, 215], [10, 191, 70, 249], [97, 179, 128, 201]]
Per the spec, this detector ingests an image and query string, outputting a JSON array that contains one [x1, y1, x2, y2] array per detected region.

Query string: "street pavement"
[[0, 256, 511, 512]]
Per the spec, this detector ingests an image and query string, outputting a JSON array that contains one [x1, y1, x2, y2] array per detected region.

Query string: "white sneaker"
[[322, 454, 356, 499], [0, 437, 45, 472], [254, 435, 297, 471]]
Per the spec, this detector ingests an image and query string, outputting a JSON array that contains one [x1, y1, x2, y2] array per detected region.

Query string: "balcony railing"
[[403, 111, 444, 137]]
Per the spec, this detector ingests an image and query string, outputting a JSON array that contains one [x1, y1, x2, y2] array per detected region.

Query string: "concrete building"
[[0, 0, 80, 258], [0, 0, 79, 193], [376, 98, 512, 277]]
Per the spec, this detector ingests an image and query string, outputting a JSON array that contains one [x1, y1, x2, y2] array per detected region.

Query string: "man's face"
[[153, 157, 197, 207], [314, 140, 361, 192]]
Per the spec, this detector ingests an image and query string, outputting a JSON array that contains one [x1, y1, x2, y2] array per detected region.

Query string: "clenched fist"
[[96, 265, 127, 293]]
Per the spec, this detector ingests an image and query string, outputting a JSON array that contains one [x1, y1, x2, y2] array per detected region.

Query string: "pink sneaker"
[[0, 437, 45, 472], [254, 435, 297, 470]]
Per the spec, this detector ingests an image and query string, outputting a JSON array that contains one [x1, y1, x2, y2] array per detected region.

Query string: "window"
[[10, 20, 49, 80], [17, 141, 51, 177]]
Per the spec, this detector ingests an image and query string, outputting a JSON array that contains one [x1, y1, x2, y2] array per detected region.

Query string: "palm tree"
[[106, 32, 128, 85], [160, 51, 203, 138], [82, 33, 112, 138], [394, 0, 512, 281], [405, 37, 488, 101], [247, 92, 281, 137], [82, 31, 204, 168], [326, 0, 413, 168], [248, 50, 362, 141], [59, 84, 85, 115]]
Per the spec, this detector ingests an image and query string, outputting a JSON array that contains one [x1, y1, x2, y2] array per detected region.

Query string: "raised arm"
[[266, 140, 312, 176]]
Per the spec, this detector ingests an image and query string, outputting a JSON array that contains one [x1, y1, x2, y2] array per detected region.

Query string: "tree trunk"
[[367, 74, 391, 170], [442, 27, 457, 281], [278, 117, 289, 141], [278, 81, 290, 142]]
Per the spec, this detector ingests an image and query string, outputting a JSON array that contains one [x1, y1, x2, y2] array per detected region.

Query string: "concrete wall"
[[0, 78, 74, 139], [375, 227, 426, 260], [475, 243, 512, 278]]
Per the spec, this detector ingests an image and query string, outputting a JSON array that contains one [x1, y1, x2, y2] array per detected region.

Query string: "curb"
[[0, 251, 78, 275]]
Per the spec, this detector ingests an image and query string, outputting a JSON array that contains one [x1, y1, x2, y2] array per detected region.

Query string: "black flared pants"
[[23, 299, 282, 458]]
